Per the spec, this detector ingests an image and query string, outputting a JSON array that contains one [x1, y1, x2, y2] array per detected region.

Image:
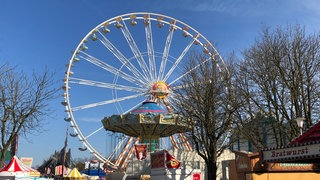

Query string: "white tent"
[[0, 156, 40, 178]]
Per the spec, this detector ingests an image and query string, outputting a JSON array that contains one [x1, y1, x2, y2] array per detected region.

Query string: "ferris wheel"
[[62, 12, 227, 168]]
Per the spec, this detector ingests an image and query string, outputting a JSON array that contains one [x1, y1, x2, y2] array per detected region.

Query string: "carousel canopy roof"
[[102, 100, 190, 138], [131, 100, 166, 114]]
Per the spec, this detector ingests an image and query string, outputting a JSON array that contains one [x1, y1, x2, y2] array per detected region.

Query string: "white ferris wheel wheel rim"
[[62, 12, 227, 167]]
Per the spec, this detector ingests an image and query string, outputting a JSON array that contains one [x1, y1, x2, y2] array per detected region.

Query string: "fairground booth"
[[231, 120, 320, 180]]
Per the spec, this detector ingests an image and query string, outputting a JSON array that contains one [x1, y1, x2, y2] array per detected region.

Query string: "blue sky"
[[1, 0, 320, 167]]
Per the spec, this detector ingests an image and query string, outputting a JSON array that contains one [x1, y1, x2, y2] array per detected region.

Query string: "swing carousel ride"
[[62, 12, 227, 171]]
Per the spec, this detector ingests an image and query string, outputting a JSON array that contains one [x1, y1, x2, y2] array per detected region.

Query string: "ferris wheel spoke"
[[170, 84, 185, 91], [158, 23, 175, 81], [84, 126, 104, 140], [163, 39, 195, 82], [107, 135, 128, 161], [165, 97, 179, 111], [71, 92, 146, 111], [120, 19, 150, 81], [69, 121, 112, 164], [97, 31, 147, 83], [169, 57, 211, 86], [69, 77, 145, 92], [79, 52, 145, 86], [81, 138, 112, 165], [145, 18, 157, 81]]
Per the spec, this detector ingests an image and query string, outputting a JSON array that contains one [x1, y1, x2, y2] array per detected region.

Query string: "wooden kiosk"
[[231, 121, 320, 180]]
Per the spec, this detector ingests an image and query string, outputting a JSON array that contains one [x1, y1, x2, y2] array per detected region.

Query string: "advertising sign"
[[135, 144, 148, 160], [193, 172, 201, 180], [262, 142, 320, 162], [268, 163, 313, 171], [20, 157, 33, 168]]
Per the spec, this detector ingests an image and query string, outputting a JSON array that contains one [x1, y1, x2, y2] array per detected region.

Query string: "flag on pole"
[[165, 151, 180, 169]]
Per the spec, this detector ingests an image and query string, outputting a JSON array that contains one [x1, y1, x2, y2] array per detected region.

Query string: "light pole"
[[295, 117, 305, 136]]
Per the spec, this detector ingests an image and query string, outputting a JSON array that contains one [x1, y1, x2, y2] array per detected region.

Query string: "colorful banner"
[[135, 144, 148, 160], [166, 151, 180, 169], [151, 150, 181, 169]]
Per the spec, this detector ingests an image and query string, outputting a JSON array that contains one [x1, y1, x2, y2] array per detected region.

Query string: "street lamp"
[[295, 117, 305, 135]]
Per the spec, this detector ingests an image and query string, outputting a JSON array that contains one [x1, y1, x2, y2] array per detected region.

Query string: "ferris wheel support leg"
[[162, 99, 172, 113], [121, 137, 140, 169], [179, 133, 192, 151], [169, 135, 179, 149], [115, 137, 134, 168]]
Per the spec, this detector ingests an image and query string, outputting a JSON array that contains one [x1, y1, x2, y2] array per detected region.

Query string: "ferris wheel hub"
[[151, 81, 170, 99]]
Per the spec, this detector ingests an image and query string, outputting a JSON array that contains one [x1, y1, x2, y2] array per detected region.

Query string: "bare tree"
[[0, 64, 58, 165], [233, 24, 320, 149], [174, 52, 236, 180]]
